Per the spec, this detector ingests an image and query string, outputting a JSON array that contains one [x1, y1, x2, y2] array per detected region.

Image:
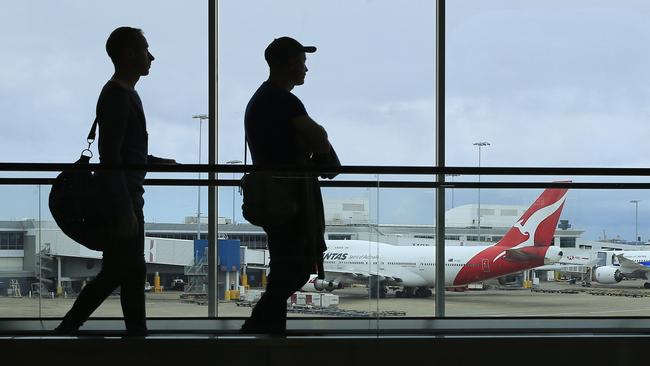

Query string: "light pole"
[[446, 174, 460, 209], [630, 200, 640, 243], [473, 141, 490, 243], [227, 160, 243, 224], [193, 114, 209, 241]]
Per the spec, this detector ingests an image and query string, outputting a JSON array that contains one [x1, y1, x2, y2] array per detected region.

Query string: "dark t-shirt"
[[97, 80, 149, 212], [244, 81, 327, 262], [244, 81, 307, 165]]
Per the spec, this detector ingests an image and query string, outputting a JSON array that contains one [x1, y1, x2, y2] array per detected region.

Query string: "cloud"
[[2, 0, 650, 241], [446, 88, 650, 167]]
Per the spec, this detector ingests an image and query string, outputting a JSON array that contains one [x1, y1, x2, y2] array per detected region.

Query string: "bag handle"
[[81, 117, 99, 158]]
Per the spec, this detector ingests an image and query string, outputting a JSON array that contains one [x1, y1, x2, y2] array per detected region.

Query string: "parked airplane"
[[593, 251, 650, 288], [302, 186, 569, 297]]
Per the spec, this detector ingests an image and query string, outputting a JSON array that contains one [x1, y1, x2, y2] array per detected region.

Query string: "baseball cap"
[[264, 37, 316, 66]]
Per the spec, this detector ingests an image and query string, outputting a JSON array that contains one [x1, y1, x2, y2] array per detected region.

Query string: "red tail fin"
[[496, 184, 569, 249]]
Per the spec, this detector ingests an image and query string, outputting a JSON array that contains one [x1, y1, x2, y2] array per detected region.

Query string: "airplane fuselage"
[[308, 186, 568, 292], [323, 240, 555, 287]]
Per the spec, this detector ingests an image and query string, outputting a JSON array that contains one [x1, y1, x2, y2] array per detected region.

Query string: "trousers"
[[60, 209, 147, 333], [242, 222, 313, 333]]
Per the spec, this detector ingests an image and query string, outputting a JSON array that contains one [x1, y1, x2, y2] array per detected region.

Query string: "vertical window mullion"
[[435, 0, 446, 318], [208, 0, 218, 318]]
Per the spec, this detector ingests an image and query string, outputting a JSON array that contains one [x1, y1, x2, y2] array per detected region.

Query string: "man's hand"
[[158, 158, 177, 164], [315, 147, 340, 179], [148, 155, 178, 164]]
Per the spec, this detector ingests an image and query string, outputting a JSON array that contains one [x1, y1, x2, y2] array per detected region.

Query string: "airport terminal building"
[[1, 199, 644, 296]]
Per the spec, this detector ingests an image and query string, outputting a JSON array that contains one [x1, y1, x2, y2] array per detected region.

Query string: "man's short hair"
[[106, 27, 145, 64]]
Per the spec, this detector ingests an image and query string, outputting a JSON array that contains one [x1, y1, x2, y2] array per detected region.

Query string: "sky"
[[1, 0, 650, 241]]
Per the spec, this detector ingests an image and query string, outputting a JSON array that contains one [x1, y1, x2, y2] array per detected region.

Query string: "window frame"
[[3, 0, 650, 334]]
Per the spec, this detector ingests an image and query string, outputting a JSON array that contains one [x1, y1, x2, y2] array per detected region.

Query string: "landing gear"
[[395, 287, 414, 298], [415, 288, 433, 298], [370, 285, 387, 298], [369, 278, 387, 298], [395, 287, 431, 298], [643, 282, 650, 289]]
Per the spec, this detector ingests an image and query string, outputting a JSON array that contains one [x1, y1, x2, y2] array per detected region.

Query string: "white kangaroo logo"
[[493, 192, 567, 263]]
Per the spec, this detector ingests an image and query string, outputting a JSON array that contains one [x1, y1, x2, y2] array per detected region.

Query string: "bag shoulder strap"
[[87, 117, 99, 143], [244, 134, 248, 166], [81, 117, 99, 158]]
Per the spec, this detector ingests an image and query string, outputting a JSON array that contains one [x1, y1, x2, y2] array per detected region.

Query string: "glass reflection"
[[0, 186, 42, 317]]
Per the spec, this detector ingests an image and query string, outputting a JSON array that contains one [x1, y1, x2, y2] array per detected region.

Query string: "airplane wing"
[[616, 254, 650, 276], [504, 247, 542, 262], [537, 258, 597, 271], [323, 268, 404, 286]]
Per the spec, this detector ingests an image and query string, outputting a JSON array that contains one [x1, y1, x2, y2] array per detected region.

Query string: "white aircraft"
[[593, 251, 650, 288], [302, 186, 569, 297]]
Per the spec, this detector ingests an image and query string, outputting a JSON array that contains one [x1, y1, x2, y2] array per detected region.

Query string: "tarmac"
[[3, 279, 650, 318]]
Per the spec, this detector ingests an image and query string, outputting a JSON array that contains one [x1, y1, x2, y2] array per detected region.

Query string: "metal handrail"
[[2, 162, 650, 176], [1, 178, 650, 189], [2, 163, 650, 188]]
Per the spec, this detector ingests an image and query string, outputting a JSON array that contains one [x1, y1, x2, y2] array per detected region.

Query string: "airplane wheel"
[[644, 283, 650, 289], [426, 289, 433, 297], [369, 285, 387, 299]]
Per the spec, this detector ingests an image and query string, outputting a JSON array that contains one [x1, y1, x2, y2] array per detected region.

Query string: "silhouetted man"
[[242, 37, 339, 334], [55, 27, 174, 336]]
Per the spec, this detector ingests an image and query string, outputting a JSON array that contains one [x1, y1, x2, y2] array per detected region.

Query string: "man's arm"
[[99, 93, 129, 164], [148, 155, 177, 164], [98, 91, 137, 236], [290, 115, 331, 154]]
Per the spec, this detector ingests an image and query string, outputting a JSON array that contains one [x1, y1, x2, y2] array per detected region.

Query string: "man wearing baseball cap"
[[242, 36, 339, 334]]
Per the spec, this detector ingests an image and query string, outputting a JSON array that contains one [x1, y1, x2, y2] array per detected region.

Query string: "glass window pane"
[[25, 184, 211, 319], [217, 176, 439, 325], [447, 1, 650, 168], [217, 0, 436, 166], [444, 181, 650, 317], [1, 0, 208, 165], [0, 186, 42, 317], [376, 186, 436, 318], [1, 0, 207, 320], [0, 0, 208, 317], [218, 185, 388, 324]]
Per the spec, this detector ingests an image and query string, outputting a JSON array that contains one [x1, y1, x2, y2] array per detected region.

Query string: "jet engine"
[[301, 276, 343, 292], [314, 279, 343, 292], [594, 266, 623, 284], [544, 246, 564, 265]]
